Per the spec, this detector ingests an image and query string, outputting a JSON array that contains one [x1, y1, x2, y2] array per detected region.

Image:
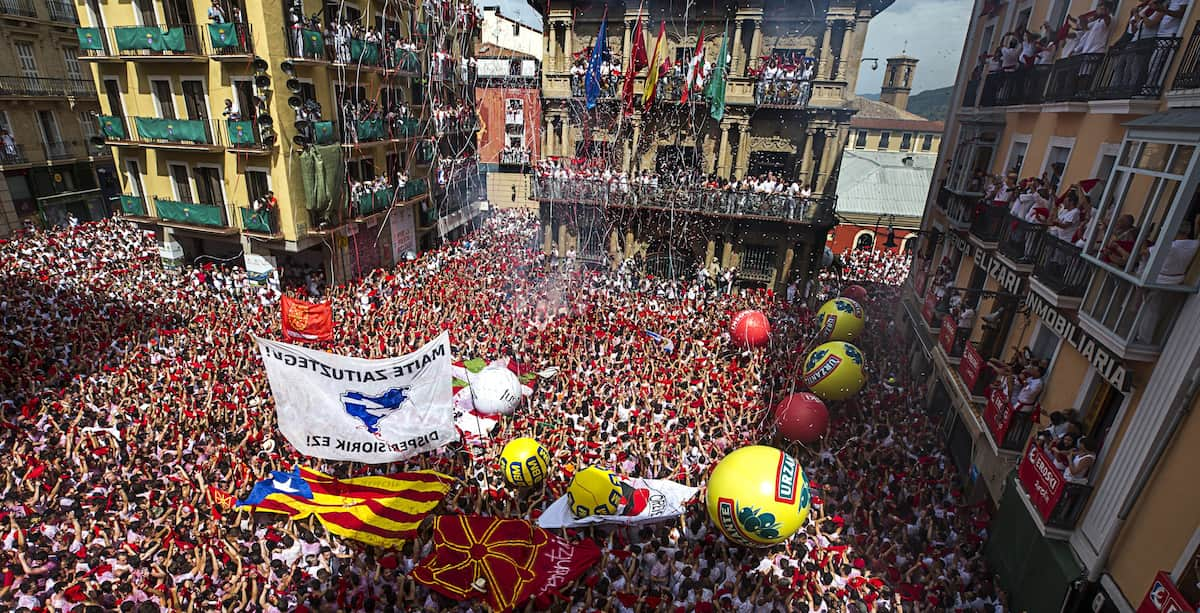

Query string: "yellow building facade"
[[75, 0, 480, 283], [0, 0, 115, 236], [904, 0, 1200, 611]]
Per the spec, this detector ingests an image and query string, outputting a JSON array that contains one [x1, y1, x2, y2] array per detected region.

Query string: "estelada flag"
[[281, 295, 334, 342], [236, 466, 452, 548], [412, 515, 601, 612]]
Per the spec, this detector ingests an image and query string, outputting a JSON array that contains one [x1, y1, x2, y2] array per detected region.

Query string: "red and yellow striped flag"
[[237, 466, 452, 548]]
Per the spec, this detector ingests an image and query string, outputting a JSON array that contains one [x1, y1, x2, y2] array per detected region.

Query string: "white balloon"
[[468, 367, 522, 416]]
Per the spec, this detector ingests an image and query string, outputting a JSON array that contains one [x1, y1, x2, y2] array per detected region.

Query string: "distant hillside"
[[859, 93, 881, 101], [906, 86, 953, 121]]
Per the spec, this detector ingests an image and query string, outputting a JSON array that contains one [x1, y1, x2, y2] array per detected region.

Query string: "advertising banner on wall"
[[390, 203, 417, 263]]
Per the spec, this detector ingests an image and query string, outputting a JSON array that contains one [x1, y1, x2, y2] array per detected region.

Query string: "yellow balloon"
[[566, 466, 624, 518], [802, 341, 867, 401], [499, 437, 551, 487], [816, 297, 865, 342], [706, 446, 811, 547]]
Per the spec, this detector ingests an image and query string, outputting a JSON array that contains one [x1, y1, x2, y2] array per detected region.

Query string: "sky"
[[477, 0, 544, 32], [856, 0, 974, 95]]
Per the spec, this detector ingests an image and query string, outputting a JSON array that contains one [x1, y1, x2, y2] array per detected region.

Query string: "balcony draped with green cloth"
[[401, 178, 428, 200], [301, 29, 324, 56], [114, 26, 186, 52], [119, 195, 147, 216], [396, 118, 421, 137], [313, 121, 336, 144], [350, 39, 381, 65], [135, 117, 209, 143], [98, 116, 126, 139], [394, 50, 420, 72], [75, 27, 105, 51], [355, 119, 384, 141], [240, 207, 274, 233], [208, 23, 239, 48], [155, 199, 225, 227], [356, 188, 394, 216], [226, 121, 256, 145]]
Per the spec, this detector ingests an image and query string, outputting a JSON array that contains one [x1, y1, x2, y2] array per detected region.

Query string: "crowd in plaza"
[[0, 211, 1009, 611]]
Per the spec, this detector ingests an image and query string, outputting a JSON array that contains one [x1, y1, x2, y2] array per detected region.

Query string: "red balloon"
[[841, 285, 869, 302], [730, 310, 771, 348], [774, 392, 829, 443]]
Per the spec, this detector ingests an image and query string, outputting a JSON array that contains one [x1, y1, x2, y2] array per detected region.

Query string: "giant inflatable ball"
[[730, 310, 771, 348], [840, 284, 869, 302], [773, 393, 829, 444], [566, 466, 625, 519], [499, 437, 551, 488], [706, 446, 811, 547], [815, 297, 865, 343], [802, 342, 867, 401], [470, 368, 523, 415]]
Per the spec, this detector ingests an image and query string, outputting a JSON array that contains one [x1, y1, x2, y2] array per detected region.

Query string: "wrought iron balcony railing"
[[1090, 37, 1181, 100], [530, 176, 835, 225], [0, 75, 96, 97], [1032, 234, 1093, 298], [1172, 22, 1200, 90]]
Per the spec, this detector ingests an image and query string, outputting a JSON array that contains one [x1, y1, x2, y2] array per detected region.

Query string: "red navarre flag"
[[281, 295, 334, 342], [412, 515, 601, 612], [622, 7, 649, 116]]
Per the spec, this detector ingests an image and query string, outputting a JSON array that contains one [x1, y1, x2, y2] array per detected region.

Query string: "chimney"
[[880, 55, 918, 112]]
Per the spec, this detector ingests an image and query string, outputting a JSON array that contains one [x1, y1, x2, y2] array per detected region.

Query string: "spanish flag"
[[237, 466, 452, 548], [642, 21, 666, 111]]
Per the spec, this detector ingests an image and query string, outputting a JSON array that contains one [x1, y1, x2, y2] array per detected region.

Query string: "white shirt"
[[1151, 238, 1200, 284], [1078, 17, 1111, 55], [1159, 0, 1189, 37], [1050, 207, 1080, 241]]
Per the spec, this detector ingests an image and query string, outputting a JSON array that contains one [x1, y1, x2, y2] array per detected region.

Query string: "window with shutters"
[[15, 43, 38, 78], [62, 48, 83, 80]]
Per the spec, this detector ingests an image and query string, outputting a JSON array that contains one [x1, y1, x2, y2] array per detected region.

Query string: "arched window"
[[855, 232, 874, 250]]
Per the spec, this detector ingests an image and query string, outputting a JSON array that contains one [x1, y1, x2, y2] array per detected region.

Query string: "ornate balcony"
[[1091, 37, 1181, 100], [968, 203, 1007, 246], [44, 0, 76, 23], [0, 0, 36, 18], [0, 75, 96, 98], [937, 186, 979, 230], [996, 213, 1044, 266], [1031, 234, 1093, 308], [1172, 22, 1200, 91], [1044, 53, 1104, 103], [530, 176, 835, 226]]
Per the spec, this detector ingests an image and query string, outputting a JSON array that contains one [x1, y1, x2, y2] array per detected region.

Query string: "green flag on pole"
[[706, 24, 729, 121]]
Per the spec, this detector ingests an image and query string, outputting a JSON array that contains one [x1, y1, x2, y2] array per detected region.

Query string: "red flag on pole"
[[280, 295, 334, 342], [622, 8, 649, 116]]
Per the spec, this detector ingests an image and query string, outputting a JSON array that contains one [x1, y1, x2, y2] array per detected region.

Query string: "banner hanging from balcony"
[[227, 121, 256, 145], [1136, 571, 1195, 613], [1017, 443, 1065, 522], [135, 118, 208, 143], [154, 200, 224, 227], [208, 23, 239, 48], [119, 195, 146, 217], [114, 26, 186, 52], [98, 115, 126, 140], [300, 29, 324, 56], [312, 121, 335, 145], [241, 208, 273, 233], [76, 27, 104, 51], [982, 385, 1014, 446], [706, 24, 729, 120], [395, 49, 420, 72], [350, 39, 381, 65], [355, 119, 384, 141]]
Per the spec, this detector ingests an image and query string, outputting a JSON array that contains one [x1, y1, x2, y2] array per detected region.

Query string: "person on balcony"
[[208, 0, 227, 23], [1010, 364, 1044, 418], [1063, 437, 1098, 484], [1048, 190, 1082, 242], [1096, 213, 1138, 265]]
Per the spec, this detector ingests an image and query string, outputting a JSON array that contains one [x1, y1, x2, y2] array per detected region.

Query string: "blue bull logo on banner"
[[342, 388, 410, 435]]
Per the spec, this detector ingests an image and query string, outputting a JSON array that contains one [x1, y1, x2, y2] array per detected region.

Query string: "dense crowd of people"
[[0, 210, 1008, 611]]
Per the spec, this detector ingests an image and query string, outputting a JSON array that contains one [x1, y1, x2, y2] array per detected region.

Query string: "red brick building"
[[474, 43, 541, 209]]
